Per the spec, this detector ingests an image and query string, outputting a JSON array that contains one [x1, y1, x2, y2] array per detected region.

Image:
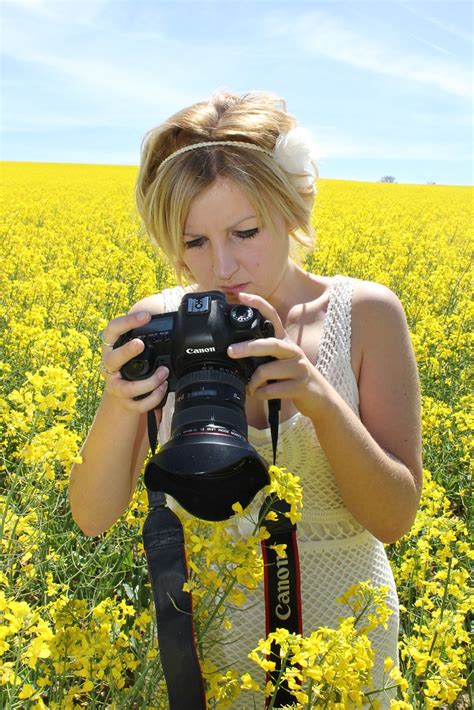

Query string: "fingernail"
[[137, 311, 149, 320], [228, 344, 242, 356]]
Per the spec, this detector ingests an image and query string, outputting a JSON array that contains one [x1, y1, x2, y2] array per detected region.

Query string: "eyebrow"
[[183, 214, 257, 237]]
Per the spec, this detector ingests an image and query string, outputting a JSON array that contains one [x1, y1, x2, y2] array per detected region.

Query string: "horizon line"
[[2, 159, 472, 188]]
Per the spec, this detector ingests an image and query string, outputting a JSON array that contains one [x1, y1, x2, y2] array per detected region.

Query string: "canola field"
[[1, 161, 472, 709]]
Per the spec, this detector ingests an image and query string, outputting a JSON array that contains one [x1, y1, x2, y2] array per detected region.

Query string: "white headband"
[[158, 140, 273, 172], [157, 127, 319, 190]]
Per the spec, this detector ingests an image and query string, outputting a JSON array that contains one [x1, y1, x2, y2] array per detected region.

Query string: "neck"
[[265, 259, 309, 323]]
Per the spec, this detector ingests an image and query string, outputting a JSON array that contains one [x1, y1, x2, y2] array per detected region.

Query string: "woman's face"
[[181, 178, 291, 303]]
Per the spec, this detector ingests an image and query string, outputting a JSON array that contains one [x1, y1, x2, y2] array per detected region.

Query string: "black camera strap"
[[143, 411, 207, 710], [260, 496, 302, 708], [258, 399, 303, 707], [143, 403, 302, 709], [268, 398, 280, 466]]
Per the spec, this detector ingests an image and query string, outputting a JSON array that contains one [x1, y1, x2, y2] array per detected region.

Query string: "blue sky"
[[2, 0, 473, 185]]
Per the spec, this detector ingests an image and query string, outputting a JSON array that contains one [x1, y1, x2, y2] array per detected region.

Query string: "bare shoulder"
[[349, 279, 410, 379], [352, 278, 404, 311], [128, 293, 165, 316], [349, 277, 422, 501], [351, 279, 408, 337]]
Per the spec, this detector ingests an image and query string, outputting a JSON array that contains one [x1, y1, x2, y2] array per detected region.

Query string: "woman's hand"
[[227, 293, 329, 420], [100, 311, 169, 413]]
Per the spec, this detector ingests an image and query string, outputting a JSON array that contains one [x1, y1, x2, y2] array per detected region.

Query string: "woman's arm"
[[69, 296, 168, 537], [307, 282, 422, 542], [69, 401, 154, 537], [229, 284, 422, 544]]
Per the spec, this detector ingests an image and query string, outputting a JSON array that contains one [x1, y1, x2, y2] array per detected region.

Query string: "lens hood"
[[144, 433, 270, 521]]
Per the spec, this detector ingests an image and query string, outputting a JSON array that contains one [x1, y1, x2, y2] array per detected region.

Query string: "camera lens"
[[172, 369, 246, 438], [144, 366, 269, 521]]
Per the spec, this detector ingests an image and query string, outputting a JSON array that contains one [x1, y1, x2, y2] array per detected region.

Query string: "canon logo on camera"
[[185, 346, 217, 354]]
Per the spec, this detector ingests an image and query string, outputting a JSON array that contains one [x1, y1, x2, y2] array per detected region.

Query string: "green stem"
[[267, 651, 290, 710], [427, 555, 453, 659], [198, 496, 277, 641]]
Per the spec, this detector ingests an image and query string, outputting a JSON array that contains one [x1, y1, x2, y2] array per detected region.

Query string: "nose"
[[212, 244, 238, 282]]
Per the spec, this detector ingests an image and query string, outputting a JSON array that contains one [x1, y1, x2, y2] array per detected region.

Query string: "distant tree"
[[380, 176, 396, 183], [426, 181, 436, 185]]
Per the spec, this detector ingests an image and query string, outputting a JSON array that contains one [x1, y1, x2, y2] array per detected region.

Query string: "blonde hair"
[[135, 89, 317, 282]]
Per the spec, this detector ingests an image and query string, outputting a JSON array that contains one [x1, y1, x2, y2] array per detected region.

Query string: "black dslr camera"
[[114, 291, 279, 521]]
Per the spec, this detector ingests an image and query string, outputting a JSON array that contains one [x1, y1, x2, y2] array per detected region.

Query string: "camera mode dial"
[[229, 305, 254, 328]]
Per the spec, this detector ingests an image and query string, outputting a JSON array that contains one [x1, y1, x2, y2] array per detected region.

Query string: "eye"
[[184, 237, 207, 249], [234, 228, 260, 239]]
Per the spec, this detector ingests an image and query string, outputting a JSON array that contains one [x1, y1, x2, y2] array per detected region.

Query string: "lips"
[[220, 283, 249, 295]]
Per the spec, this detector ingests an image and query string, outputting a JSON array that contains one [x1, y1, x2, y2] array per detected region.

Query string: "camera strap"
[[144, 404, 301, 709], [260, 398, 303, 707], [260, 496, 302, 708], [143, 411, 207, 710]]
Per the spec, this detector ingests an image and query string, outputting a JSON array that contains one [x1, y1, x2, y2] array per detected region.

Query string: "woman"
[[69, 90, 422, 707]]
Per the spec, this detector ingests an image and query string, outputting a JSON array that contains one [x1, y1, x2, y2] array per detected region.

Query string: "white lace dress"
[[159, 276, 399, 708]]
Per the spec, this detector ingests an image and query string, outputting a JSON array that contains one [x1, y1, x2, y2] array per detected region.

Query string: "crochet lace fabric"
[[159, 276, 399, 708]]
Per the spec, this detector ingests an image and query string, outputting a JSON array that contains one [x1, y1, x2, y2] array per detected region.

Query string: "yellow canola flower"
[[269, 543, 288, 558], [18, 683, 36, 699], [266, 465, 303, 525], [1, 163, 471, 708], [240, 672, 259, 691]]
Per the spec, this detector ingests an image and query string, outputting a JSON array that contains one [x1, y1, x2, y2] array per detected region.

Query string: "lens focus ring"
[[177, 368, 244, 390], [172, 405, 246, 435]]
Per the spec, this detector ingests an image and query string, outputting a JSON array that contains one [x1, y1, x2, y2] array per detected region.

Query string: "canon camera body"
[[114, 291, 278, 521]]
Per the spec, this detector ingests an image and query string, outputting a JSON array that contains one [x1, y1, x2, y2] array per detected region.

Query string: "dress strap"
[[316, 275, 359, 414], [317, 276, 353, 373]]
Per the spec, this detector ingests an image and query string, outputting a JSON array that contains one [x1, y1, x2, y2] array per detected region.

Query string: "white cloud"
[[2, 23, 195, 118], [400, 1, 474, 43], [410, 35, 454, 57], [3, 0, 108, 26], [264, 9, 472, 98]]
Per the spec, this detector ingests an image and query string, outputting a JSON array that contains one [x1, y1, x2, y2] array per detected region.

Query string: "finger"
[[103, 337, 147, 373], [102, 311, 151, 349], [249, 379, 302, 401], [115, 379, 169, 414], [128, 379, 169, 413], [109, 365, 169, 400], [227, 336, 298, 360], [110, 366, 169, 399], [247, 359, 298, 395], [237, 293, 286, 339]]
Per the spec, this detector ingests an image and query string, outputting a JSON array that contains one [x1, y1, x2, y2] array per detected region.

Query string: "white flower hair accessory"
[[273, 126, 320, 190]]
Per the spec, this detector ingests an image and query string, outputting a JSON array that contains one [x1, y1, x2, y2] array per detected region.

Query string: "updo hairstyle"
[[135, 90, 317, 282]]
